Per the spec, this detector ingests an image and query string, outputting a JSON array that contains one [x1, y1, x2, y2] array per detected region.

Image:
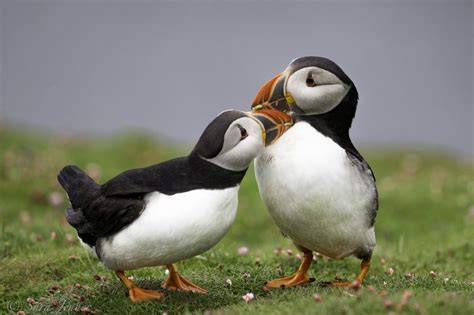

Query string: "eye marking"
[[237, 124, 248, 140], [306, 72, 317, 87]]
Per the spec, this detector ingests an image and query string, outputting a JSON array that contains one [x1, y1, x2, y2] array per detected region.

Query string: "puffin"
[[57, 109, 292, 302], [251, 56, 378, 287]]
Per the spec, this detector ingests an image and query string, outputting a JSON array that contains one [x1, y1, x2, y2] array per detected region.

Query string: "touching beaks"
[[247, 109, 293, 146], [251, 69, 297, 113]]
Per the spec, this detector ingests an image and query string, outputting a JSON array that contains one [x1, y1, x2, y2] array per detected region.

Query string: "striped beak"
[[247, 109, 293, 146], [251, 69, 296, 113]]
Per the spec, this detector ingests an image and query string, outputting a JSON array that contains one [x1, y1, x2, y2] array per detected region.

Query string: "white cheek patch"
[[287, 67, 351, 115], [298, 84, 350, 114], [220, 126, 241, 154], [205, 117, 265, 171]]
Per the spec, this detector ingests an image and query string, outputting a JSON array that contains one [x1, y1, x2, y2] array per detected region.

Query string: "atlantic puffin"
[[58, 109, 292, 302], [251, 57, 378, 287]]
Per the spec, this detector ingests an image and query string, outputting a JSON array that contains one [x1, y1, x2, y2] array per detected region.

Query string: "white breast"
[[99, 186, 239, 270], [255, 122, 376, 259]]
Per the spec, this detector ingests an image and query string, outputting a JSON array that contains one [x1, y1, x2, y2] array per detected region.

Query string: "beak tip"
[[249, 109, 293, 146]]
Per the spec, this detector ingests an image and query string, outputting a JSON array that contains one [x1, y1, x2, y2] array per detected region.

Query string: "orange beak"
[[248, 108, 293, 146], [251, 70, 295, 113]]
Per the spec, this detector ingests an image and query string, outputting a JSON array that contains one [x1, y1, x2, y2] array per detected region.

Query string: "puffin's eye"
[[306, 72, 317, 87], [237, 125, 248, 140]]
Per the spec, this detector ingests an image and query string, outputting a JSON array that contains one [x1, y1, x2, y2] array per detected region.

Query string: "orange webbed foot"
[[265, 272, 315, 288], [129, 287, 164, 303], [162, 264, 208, 294], [265, 249, 314, 289]]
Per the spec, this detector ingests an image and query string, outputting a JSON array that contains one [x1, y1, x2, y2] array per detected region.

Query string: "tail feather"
[[57, 165, 100, 210]]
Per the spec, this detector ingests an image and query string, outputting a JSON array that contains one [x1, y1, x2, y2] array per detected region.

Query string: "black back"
[[101, 156, 246, 197]]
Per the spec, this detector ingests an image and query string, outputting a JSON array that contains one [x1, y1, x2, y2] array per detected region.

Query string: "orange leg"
[[161, 264, 207, 294], [330, 258, 371, 287], [116, 271, 164, 303], [265, 248, 315, 288]]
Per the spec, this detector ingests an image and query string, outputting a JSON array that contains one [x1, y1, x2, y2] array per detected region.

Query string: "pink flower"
[[312, 294, 321, 302], [384, 300, 394, 309], [65, 233, 75, 244], [238, 246, 249, 255], [242, 292, 254, 303], [350, 280, 361, 290], [26, 297, 35, 305]]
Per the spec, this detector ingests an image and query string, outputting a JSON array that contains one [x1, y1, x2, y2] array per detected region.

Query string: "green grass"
[[1, 124, 473, 314]]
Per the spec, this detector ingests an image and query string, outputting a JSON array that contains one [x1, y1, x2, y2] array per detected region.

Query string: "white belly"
[[98, 186, 239, 270], [255, 122, 376, 259]]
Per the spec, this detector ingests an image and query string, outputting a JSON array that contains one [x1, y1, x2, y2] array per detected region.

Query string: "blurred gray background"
[[0, 0, 472, 156]]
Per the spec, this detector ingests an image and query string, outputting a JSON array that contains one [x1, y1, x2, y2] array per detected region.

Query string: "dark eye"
[[306, 72, 317, 87], [237, 125, 248, 140]]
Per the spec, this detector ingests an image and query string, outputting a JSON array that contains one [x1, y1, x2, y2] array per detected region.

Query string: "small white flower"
[[48, 191, 64, 207], [444, 277, 449, 282], [165, 269, 170, 275], [226, 278, 232, 286], [242, 292, 254, 303]]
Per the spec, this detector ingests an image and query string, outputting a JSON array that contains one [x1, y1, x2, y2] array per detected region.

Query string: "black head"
[[191, 109, 292, 171], [192, 110, 247, 160], [288, 56, 354, 86]]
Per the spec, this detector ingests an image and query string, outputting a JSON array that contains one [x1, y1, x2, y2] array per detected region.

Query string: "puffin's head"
[[251, 56, 358, 117], [192, 109, 292, 171]]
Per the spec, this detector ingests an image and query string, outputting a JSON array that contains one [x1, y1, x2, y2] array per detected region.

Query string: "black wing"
[[59, 165, 146, 247], [71, 158, 191, 244]]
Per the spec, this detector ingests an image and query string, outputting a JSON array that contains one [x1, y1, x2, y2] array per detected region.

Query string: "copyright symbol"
[[7, 300, 19, 311]]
